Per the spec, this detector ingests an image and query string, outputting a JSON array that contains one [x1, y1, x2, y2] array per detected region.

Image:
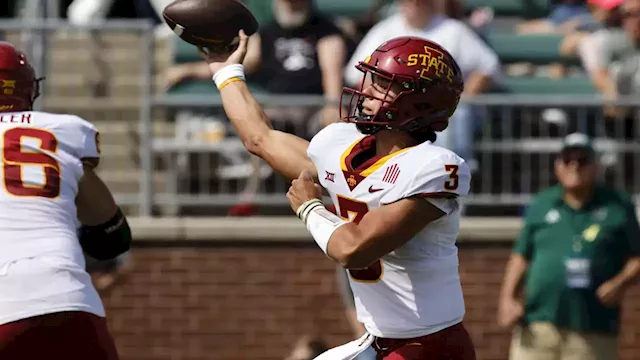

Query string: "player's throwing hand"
[[198, 29, 249, 74], [287, 170, 323, 212]]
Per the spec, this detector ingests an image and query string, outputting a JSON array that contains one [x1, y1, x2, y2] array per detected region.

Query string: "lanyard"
[[565, 204, 592, 255]]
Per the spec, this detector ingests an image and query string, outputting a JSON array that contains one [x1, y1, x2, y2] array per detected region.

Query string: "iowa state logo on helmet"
[[406, 46, 456, 84]]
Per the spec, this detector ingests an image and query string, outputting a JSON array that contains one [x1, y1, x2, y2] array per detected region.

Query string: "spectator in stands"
[[516, 0, 597, 78], [592, 0, 640, 119], [498, 133, 640, 360], [560, 0, 623, 76], [165, 0, 348, 130], [67, 0, 164, 27], [344, 0, 500, 168], [334, 0, 394, 43], [382, 0, 494, 43], [517, 0, 594, 34]]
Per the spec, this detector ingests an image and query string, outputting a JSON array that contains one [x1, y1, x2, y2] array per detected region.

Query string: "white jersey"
[[307, 122, 471, 339], [0, 111, 105, 325]]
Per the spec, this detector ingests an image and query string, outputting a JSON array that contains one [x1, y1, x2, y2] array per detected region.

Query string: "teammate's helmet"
[[0, 42, 41, 113], [341, 36, 464, 137]]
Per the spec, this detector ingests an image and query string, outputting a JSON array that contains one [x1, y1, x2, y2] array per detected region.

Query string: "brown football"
[[162, 0, 259, 50]]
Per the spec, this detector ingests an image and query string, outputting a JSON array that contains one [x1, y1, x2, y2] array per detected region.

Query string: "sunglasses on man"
[[559, 151, 594, 167]]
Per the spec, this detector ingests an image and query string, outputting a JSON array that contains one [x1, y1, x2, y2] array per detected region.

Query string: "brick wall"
[[100, 244, 640, 360]]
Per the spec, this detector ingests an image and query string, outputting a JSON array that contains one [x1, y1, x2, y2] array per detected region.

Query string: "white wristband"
[[305, 206, 348, 255], [212, 64, 246, 90], [296, 199, 324, 222]]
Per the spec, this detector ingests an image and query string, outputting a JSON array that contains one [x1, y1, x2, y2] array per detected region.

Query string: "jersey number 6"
[[336, 195, 383, 283], [3, 128, 61, 198]]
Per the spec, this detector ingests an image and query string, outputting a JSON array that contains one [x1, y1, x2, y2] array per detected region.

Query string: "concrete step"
[[93, 118, 175, 136], [40, 97, 144, 122], [5, 31, 147, 47], [41, 96, 140, 110], [90, 121, 137, 144], [5, 31, 171, 56], [97, 170, 166, 194], [44, 75, 166, 98], [47, 50, 168, 75], [39, 105, 172, 127], [95, 122, 175, 171], [96, 144, 139, 171], [50, 32, 173, 58], [3, 31, 173, 78]]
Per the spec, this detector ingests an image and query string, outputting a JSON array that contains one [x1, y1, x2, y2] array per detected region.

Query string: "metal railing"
[[150, 93, 640, 214], [466, 95, 640, 205]]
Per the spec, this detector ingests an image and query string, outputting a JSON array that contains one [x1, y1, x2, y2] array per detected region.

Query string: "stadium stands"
[[4, 0, 633, 217]]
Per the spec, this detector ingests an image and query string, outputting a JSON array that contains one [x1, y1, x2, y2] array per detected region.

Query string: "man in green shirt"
[[498, 133, 640, 360]]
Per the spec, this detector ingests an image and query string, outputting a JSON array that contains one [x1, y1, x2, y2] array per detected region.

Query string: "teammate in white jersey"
[[201, 31, 475, 360], [0, 42, 131, 359]]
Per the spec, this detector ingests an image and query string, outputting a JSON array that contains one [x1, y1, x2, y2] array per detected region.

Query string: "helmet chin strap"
[[354, 99, 397, 135]]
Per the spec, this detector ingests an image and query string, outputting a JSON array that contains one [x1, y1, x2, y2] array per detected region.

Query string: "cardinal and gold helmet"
[[341, 36, 464, 139]]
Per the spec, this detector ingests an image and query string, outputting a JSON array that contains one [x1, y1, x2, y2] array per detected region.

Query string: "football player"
[[0, 42, 130, 359], [201, 30, 476, 360]]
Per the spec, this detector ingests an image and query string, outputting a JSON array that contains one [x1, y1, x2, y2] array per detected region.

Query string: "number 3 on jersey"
[[2, 128, 60, 198], [444, 164, 459, 190], [336, 195, 383, 283]]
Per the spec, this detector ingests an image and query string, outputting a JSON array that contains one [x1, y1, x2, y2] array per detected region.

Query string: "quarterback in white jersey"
[[0, 41, 130, 360], [307, 121, 470, 339], [203, 31, 476, 360]]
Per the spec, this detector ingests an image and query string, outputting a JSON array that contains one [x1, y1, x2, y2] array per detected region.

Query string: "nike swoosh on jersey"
[[368, 186, 384, 193]]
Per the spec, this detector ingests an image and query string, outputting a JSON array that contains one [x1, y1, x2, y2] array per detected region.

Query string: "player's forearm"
[[463, 72, 492, 96], [326, 223, 372, 268], [593, 69, 617, 97], [296, 200, 377, 268], [499, 254, 528, 301], [610, 257, 640, 290], [318, 36, 346, 103], [218, 80, 274, 151], [304, 198, 441, 269]]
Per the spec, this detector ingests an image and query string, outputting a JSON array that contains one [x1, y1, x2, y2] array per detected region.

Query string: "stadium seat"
[[242, 0, 378, 27], [173, 37, 201, 64], [464, 0, 551, 18], [498, 76, 597, 94], [487, 33, 580, 65], [167, 81, 217, 96], [314, 0, 378, 17], [167, 80, 267, 97], [238, 0, 275, 27]]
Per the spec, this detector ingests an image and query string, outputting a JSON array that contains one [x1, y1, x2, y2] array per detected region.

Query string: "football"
[[162, 0, 259, 51]]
